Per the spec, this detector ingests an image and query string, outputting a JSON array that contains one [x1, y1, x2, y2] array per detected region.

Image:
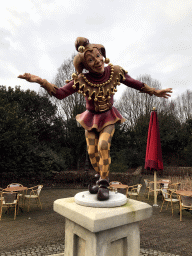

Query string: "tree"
[[181, 118, 192, 166], [114, 75, 189, 168], [0, 86, 67, 179], [40, 55, 87, 169], [115, 74, 164, 129], [39, 54, 86, 121], [174, 90, 192, 123]]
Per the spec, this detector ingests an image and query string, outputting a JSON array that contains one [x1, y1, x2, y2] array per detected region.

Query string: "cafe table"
[[4, 186, 28, 193], [176, 190, 192, 197], [109, 184, 129, 197]]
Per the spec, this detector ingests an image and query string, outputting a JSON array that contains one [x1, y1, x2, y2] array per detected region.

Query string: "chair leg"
[[38, 198, 42, 209], [171, 202, 173, 216], [160, 200, 165, 212], [14, 205, 17, 220], [36, 198, 42, 209], [28, 199, 30, 212], [166, 201, 169, 210], [0, 207, 2, 220], [180, 206, 182, 221]]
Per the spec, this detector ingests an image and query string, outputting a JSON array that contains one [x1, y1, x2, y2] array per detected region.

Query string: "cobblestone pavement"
[[0, 245, 181, 256]]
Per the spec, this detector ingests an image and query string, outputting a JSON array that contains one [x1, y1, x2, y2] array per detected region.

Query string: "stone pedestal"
[[54, 196, 152, 256]]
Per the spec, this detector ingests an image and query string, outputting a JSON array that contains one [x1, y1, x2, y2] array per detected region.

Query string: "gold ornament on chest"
[[71, 64, 127, 112]]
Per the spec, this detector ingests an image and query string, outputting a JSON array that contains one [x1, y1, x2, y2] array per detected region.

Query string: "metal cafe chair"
[[160, 189, 180, 216], [24, 185, 43, 212], [0, 192, 19, 220], [148, 181, 161, 200], [144, 179, 150, 197], [127, 184, 142, 200], [7, 183, 25, 206], [179, 195, 192, 221]]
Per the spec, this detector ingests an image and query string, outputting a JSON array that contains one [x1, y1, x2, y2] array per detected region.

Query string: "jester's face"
[[85, 48, 104, 74]]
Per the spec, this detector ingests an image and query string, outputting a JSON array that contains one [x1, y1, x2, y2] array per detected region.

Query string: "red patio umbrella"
[[145, 107, 163, 206]]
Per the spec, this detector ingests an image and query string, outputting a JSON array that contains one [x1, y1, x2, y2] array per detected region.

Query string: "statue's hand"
[[18, 73, 43, 84], [154, 88, 172, 99]]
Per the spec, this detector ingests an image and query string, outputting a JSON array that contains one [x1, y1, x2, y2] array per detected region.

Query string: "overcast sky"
[[1, 0, 192, 100]]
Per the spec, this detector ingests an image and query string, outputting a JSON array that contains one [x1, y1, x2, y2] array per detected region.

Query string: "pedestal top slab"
[[54, 193, 152, 233], [74, 191, 127, 207]]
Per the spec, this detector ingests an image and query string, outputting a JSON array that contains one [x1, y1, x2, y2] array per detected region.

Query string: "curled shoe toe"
[[97, 187, 109, 201], [88, 184, 99, 194]]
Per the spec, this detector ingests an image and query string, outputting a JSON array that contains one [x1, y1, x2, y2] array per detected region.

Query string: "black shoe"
[[88, 173, 100, 194], [88, 184, 99, 194], [97, 179, 109, 201]]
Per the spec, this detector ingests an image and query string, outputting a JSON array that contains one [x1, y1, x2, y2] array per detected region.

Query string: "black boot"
[[88, 173, 100, 194], [97, 179, 109, 201]]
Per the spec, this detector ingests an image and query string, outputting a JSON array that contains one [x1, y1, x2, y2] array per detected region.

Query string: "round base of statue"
[[74, 191, 127, 208]]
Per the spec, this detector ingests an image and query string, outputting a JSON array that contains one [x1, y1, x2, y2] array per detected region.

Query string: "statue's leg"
[[85, 129, 101, 194], [85, 129, 100, 174], [98, 124, 115, 180]]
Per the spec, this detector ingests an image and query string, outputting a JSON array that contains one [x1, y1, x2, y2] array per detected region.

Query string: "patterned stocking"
[[98, 124, 115, 179]]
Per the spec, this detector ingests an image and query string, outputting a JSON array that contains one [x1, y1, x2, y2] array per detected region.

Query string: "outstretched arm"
[[141, 83, 172, 99], [18, 73, 43, 84], [121, 74, 172, 99], [18, 73, 58, 96], [121, 73, 172, 99], [153, 88, 172, 99]]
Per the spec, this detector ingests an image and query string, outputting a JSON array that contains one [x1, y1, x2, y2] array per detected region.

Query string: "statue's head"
[[73, 37, 110, 74]]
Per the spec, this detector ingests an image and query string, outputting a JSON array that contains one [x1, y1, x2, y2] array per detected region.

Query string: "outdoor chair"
[[109, 181, 122, 188], [7, 183, 23, 188], [0, 188, 3, 201], [127, 184, 142, 199], [24, 185, 43, 212], [160, 189, 180, 216], [179, 195, 192, 221], [0, 192, 19, 220], [168, 182, 181, 192], [144, 179, 150, 197], [148, 181, 161, 200], [7, 183, 25, 206]]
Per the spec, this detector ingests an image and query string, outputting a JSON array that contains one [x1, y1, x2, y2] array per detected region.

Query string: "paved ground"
[[0, 187, 191, 256]]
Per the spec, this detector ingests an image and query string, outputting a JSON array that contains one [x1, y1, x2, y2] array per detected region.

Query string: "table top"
[[109, 184, 128, 189], [176, 190, 192, 197], [4, 186, 28, 192]]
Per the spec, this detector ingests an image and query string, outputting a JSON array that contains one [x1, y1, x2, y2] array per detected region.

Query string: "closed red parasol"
[[145, 107, 163, 206]]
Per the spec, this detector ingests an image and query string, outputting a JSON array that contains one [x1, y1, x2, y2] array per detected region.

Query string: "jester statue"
[[18, 37, 172, 201]]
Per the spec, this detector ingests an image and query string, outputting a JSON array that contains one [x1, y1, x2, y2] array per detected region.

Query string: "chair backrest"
[[2, 192, 17, 204], [148, 182, 154, 190], [37, 185, 43, 196], [109, 181, 122, 185], [137, 184, 142, 194], [181, 196, 192, 207], [161, 189, 169, 199], [144, 179, 149, 187], [0, 188, 3, 199], [169, 182, 181, 190], [162, 179, 170, 183], [8, 183, 23, 188]]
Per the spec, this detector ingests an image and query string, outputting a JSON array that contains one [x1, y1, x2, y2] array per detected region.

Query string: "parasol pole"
[[153, 107, 158, 207], [153, 170, 158, 206]]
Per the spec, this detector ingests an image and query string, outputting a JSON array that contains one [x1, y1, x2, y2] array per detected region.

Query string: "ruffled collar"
[[84, 65, 111, 84]]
